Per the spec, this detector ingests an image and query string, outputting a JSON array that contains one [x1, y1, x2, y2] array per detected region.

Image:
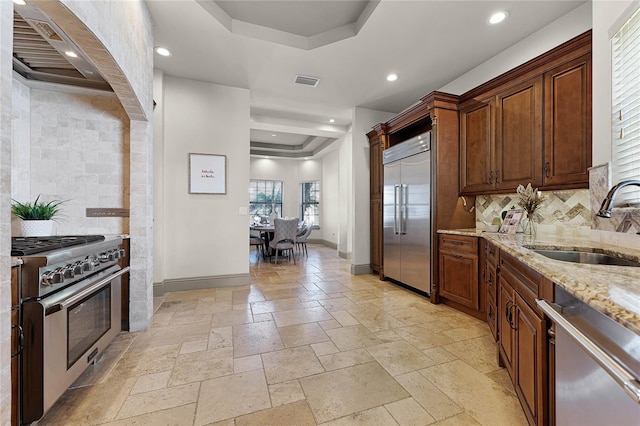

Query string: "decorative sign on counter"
[[189, 153, 227, 194], [499, 209, 523, 234]]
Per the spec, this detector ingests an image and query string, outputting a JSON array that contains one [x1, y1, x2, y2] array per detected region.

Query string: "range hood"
[[12, 3, 112, 92]]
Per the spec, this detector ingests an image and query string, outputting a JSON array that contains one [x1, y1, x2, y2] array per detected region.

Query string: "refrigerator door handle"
[[394, 185, 400, 235], [401, 184, 408, 235]]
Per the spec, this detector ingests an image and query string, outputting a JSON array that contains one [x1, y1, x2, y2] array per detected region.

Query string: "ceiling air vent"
[[294, 75, 320, 87]]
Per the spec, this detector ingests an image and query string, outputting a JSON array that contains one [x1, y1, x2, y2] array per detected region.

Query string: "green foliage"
[[11, 195, 65, 221]]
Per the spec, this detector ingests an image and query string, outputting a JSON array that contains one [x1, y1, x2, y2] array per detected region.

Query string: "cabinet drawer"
[[486, 263, 498, 303], [500, 251, 542, 309], [439, 234, 478, 253], [486, 241, 499, 267]]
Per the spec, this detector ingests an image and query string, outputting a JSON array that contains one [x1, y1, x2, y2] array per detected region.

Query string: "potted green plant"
[[11, 195, 65, 237]]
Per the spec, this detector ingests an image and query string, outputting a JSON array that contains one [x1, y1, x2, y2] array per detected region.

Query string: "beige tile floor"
[[38, 244, 527, 425]]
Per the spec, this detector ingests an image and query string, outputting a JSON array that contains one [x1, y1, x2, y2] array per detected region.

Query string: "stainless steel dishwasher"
[[537, 287, 640, 425]]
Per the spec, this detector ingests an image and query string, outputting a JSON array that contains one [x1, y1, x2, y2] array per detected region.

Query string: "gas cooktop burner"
[[11, 235, 105, 256]]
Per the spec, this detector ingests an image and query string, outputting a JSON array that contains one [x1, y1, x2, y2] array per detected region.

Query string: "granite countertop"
[[11, 257, 23, 267], [438, 229, 640, 334]]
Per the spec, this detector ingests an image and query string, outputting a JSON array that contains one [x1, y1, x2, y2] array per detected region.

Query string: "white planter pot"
[[20, 220, 54, 237]]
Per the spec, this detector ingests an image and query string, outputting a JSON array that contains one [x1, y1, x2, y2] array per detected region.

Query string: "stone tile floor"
[[38, 244, 527, 425]]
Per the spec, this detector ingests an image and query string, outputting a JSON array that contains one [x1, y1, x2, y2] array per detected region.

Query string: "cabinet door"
[[370, 199, 382, 273], [438, 249, 479, 309], [543, 54, 591, 187], [495, 77, 543, 190], [498, 278, 515, 378], [515, 292, 546, 426], [460, 100, 493, 193]]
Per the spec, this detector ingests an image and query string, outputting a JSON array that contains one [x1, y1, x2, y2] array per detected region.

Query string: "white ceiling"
[[147, 0, 586, 158]]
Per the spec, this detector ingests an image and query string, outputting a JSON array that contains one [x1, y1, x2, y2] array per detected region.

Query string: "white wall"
[[350, 108, 395, 270], [338, 132, 352, 256], [439, 2, 592, 95], [160, 76, 250, 281], [322, 148, 341, 246]]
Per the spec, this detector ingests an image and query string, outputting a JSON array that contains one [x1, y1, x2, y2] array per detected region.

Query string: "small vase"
[[20, 220, 54, 237], [522, 214, 537, 236]]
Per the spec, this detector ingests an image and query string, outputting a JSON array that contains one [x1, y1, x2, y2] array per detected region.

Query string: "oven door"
[[21, 265, 127, 423]]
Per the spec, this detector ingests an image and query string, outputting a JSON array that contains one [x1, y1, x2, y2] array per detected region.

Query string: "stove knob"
[[119, 249, 126, 258], [63, 265, 75, 279], [107, 251, 115, 261], [113, 250, 121, 260], [98, 252, 109, 263], [83, 257, 95, 271], [43, 269, 64, 285], [73, 262, 84, 275]]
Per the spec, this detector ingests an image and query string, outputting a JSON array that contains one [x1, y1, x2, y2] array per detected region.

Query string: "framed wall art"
[[189, 153, 227, 194]]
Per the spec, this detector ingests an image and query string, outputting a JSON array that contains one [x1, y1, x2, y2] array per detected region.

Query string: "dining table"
[[250, 223, 302, 260]]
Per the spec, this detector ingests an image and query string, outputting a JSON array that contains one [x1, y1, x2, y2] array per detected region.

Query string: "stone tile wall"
[[13, 89, 130, 236], [475, 188, 591, 237], [1, 1, 12, 423], [11, 78, 30, 202]]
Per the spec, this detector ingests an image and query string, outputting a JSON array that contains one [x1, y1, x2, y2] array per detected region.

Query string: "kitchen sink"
[[529, 248, 640, 267]]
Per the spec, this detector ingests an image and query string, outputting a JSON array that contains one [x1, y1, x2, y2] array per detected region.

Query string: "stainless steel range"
[[14, 235, 128, 424]]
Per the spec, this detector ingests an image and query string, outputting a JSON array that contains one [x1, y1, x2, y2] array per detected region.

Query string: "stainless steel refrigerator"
[[382, 132, 431, 295]]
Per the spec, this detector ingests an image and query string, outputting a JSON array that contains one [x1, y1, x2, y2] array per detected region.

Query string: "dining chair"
[[249, 234, 264, 260], [270, 217, 298, 264], [296, 224, 313, 257]]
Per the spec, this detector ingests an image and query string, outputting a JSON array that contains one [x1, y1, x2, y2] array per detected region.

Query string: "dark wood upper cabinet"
[[460, 99, 493, 193], [495, 77, 543, 191], [543, 53, 592, 187], [460, 31, 591, 195]]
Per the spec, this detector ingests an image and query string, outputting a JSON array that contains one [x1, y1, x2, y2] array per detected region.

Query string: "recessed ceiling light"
[[265, 156, 270, 159], [65, 51, 78, 58], [489, 11, 508, 24], [304, 157, 310, 160], [271, 134, 277, 137], [155, 47, 172, 57], [386, 73, 398, 82], [13, 0, 26, 5], [329, 119, 335, 123]]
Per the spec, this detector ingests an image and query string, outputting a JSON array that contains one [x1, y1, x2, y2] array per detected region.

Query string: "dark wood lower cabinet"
[[438, 234, 483, 320], [120, 238, 131, 330], [515, 292, 546, 426], [498, 252, 549, 426], [11, 266, 20, 426]]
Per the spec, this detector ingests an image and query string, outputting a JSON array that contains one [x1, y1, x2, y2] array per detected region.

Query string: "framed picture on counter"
[[189, 153, 227, 194], [498, 209, 523, 234]]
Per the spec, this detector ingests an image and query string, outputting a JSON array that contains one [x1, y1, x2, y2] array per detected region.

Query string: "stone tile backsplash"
[[475, 188, 591, 236]]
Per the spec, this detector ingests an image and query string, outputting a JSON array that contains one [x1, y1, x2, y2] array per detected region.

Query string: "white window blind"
[[612, 5, 640, 206]]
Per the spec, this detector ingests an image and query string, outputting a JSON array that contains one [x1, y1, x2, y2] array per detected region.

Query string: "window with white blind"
[[299, 181, 320, 228], [612, 5, 640, 206]]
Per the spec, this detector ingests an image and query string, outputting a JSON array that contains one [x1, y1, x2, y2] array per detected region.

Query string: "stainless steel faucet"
[[596, 179, 640, 218]]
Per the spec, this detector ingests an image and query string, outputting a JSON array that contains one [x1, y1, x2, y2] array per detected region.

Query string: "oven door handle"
[[52, 266, 130, 312]]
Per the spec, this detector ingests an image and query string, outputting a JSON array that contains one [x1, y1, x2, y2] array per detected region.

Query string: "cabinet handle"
[[495, 170, 500, 183], [505, 301, 516, 330], [488, 171, 493, 184], [450, 240, 463, 245], [11, 324, 23, 357], [544, 162, 550, 178]]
